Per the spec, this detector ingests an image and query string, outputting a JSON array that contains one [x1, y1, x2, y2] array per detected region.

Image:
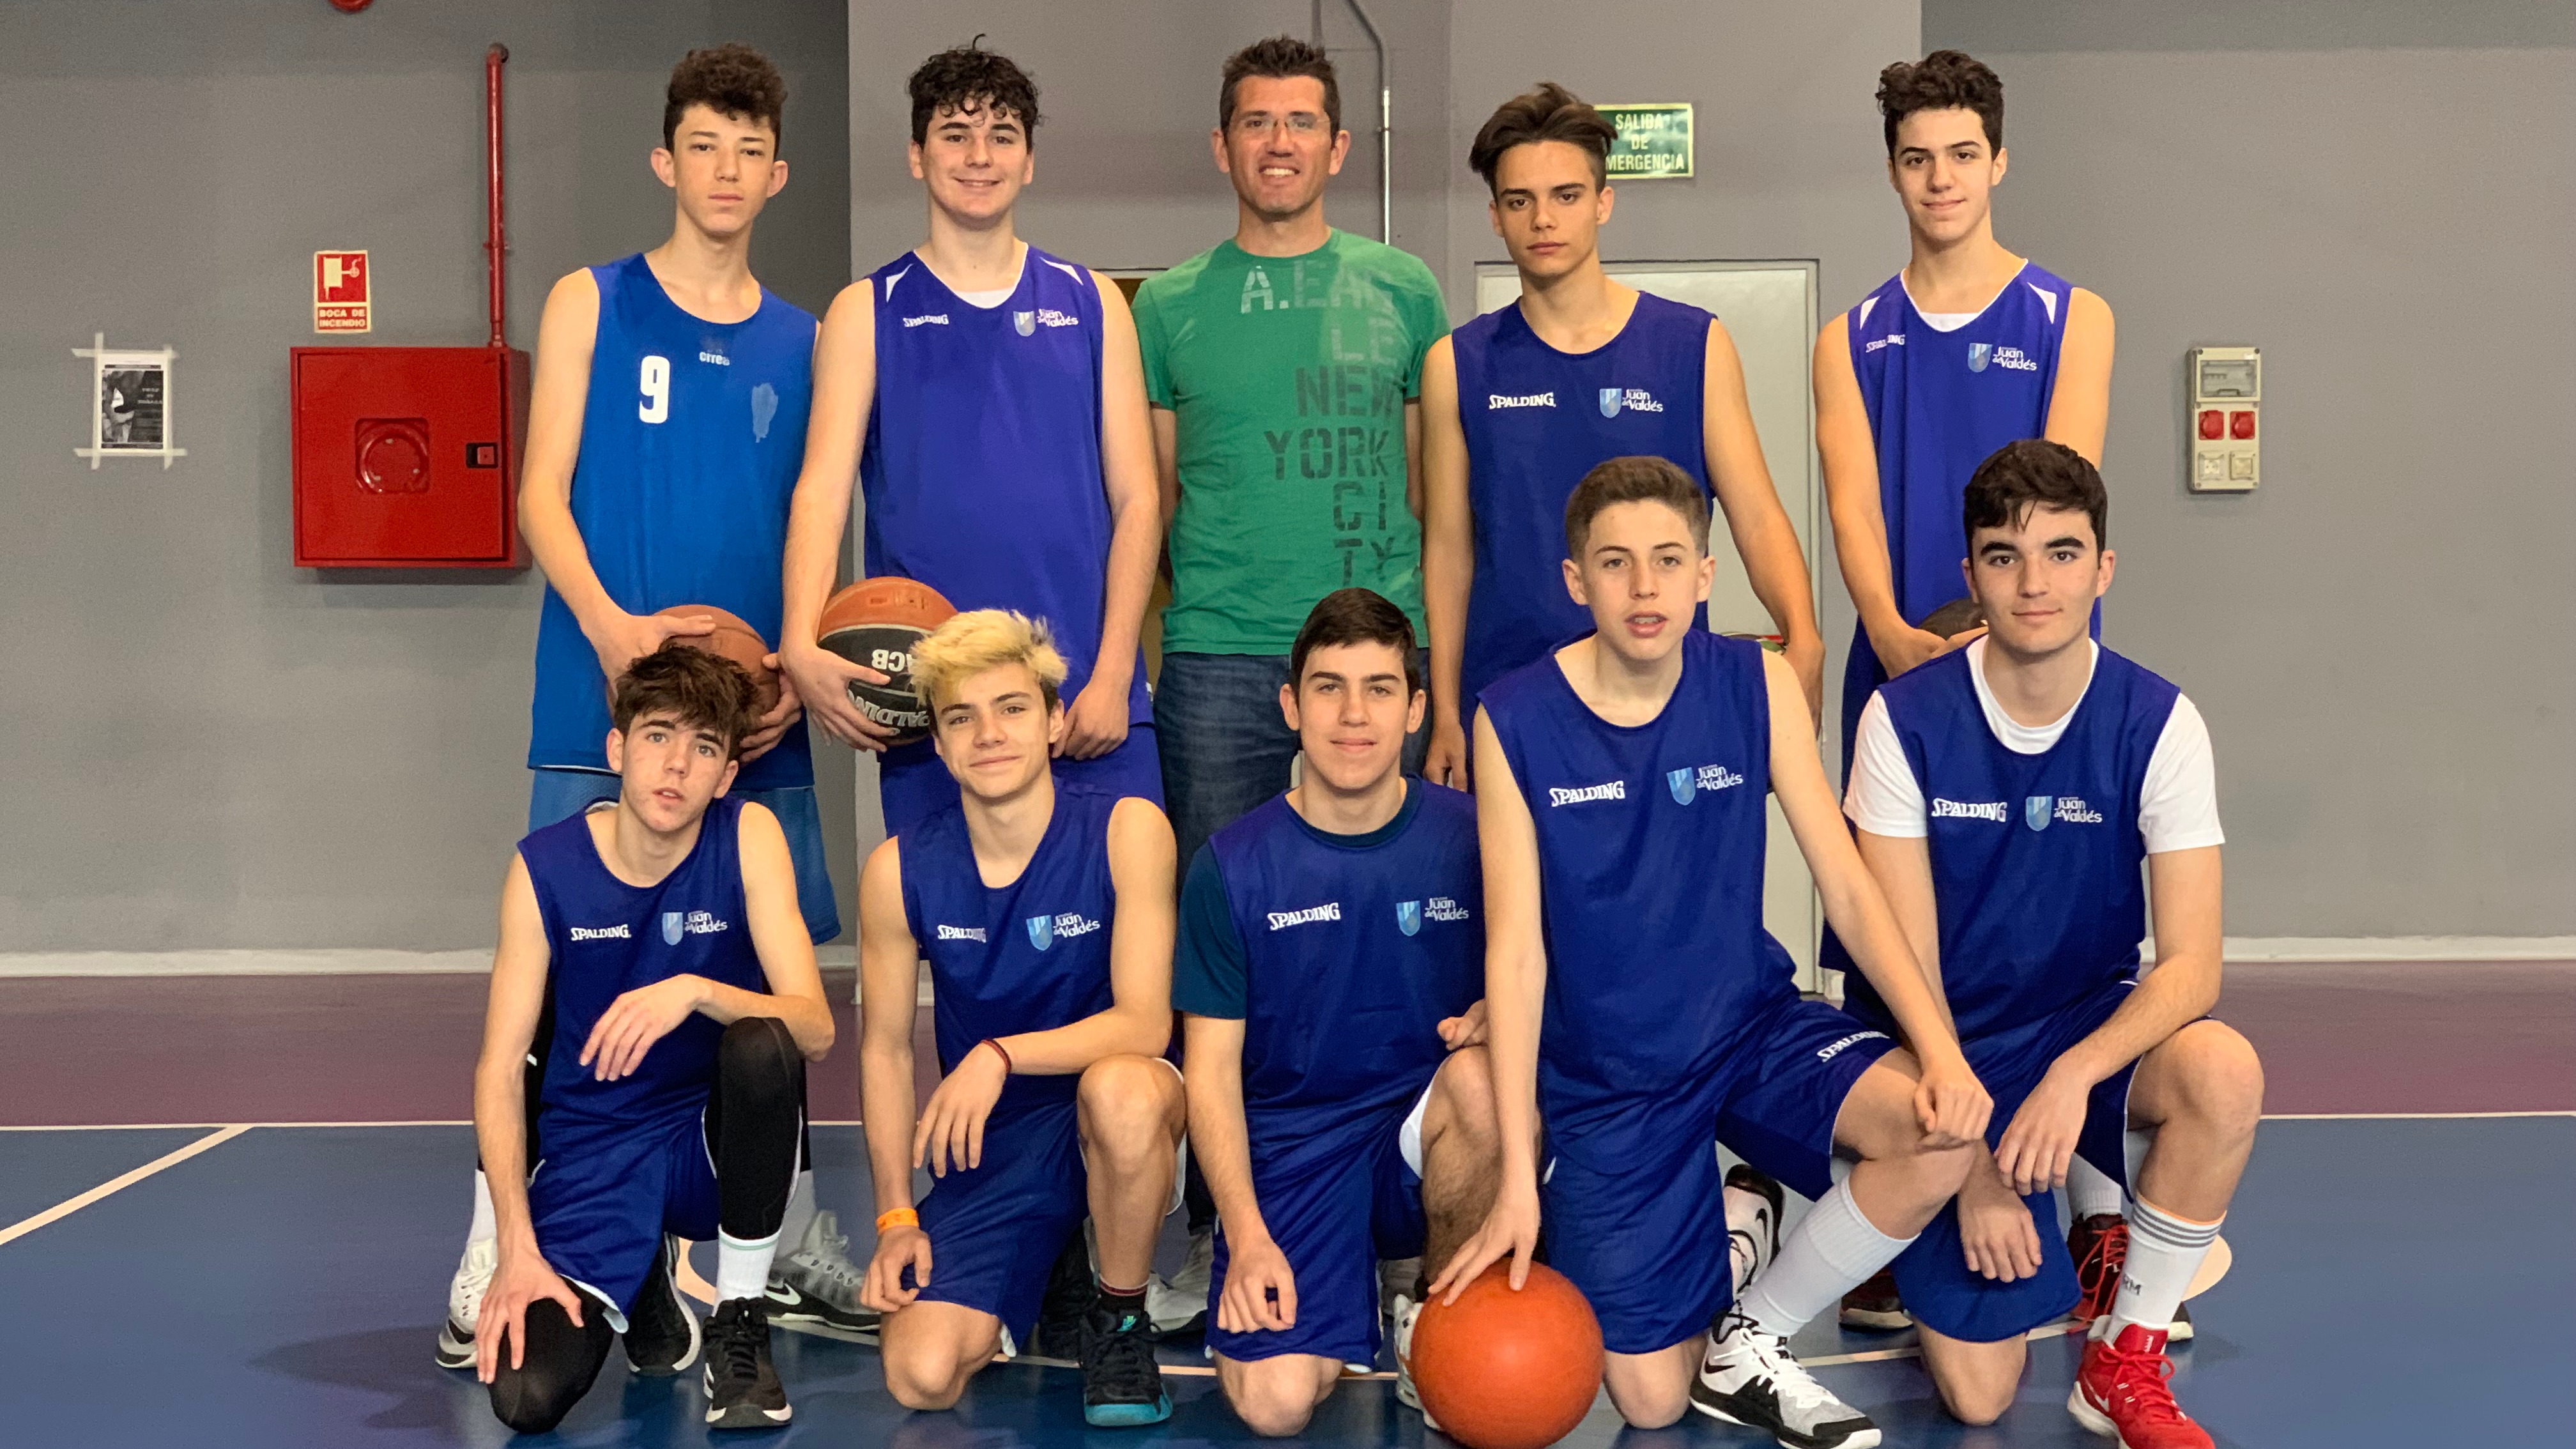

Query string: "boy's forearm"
[[473, 1060, 539, 1250], [2053, 953, 2218, 1089], [694, 977, 836, 1059], [1183, 1061, 1269, 1243], [857, 1042, 919, 1216]]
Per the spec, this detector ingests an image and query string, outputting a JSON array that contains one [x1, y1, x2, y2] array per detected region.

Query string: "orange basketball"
[[653, 604, 779, 716], [1406, 1263, 1603, 1449], [815, 578, 958, 745]]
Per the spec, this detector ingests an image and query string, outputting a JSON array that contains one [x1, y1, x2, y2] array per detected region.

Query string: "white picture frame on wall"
[[74, 333, 187, 469]]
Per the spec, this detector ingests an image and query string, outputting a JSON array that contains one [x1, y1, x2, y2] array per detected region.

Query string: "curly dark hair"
[[1219, 35, 1339, 135], [908, 38, 1041, 146], [664, 43, 787, 151], [1963, 439, 2108, 549], [611, 641, 758, 760], [1877, 49, 2002, 157], [1469, 81, 1619, 193]]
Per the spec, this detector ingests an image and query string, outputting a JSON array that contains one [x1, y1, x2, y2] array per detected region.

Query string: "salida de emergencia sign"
[[1600, 103, 1693, 180]]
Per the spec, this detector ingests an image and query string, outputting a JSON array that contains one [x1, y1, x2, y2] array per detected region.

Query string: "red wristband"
[[978, 1037, 1013, 1075]]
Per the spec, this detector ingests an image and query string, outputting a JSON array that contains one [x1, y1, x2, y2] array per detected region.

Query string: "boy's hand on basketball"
[[914, 1040, 1009, 1177], [1057, 675, 1131, 761], [1430, 1181, 1540, 1303], [1436, 999, 1489, 1050], [1912, 1050, 1992, 1149], [578, 975, 705, 1080], [1958, 1160, 2042, 1282], [1423, 717, 1471, 790], [1216, 1232, 1298, 1333], [476, 1245, 582, 1383], [1993, 1064, 2090, 1196], [861, 1222, 931, 1312], [735, 656, 804, 762], [779, 640, 897, 752], [591, 608, 714, 683]]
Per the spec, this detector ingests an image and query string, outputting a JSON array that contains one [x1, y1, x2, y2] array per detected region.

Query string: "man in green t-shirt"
[[1135, 34, 1450, 884]]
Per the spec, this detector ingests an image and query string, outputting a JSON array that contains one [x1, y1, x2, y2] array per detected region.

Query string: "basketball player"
[[1842, 442, 2259, 1444], [1818, 45, 2122, 1334], [855, 611, 1187, 1427], [779, 42, 1162, 839], [1178, 588, 1499, 1437], [443, 46, 871, 1372], [1432, 457, 1992, 1446], [1422, 84, 1824, 789], [471, 644, 835, 1433]]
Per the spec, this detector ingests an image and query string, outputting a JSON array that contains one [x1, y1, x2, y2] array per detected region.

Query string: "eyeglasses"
[[1232, 112, 1327, 137]]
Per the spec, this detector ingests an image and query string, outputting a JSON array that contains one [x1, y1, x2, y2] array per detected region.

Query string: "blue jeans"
[[527, 769, 842, 944], [1153, 652, 1429, 872]]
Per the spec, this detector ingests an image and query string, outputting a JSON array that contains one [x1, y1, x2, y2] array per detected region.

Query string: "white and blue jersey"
[[1481, 632, 1894, 1353], [519, 794, 767, 1314], [526, 254, 816, 791], [895, 783, 1121, 1340], [1176, 783, 1483, 1366], [1450, 293, 1714, 705]]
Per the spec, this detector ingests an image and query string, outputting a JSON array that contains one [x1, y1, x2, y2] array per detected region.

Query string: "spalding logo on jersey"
[[1397, 900, 1422, 937]]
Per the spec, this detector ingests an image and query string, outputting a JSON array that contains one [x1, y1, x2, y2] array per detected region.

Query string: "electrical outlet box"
[[2187, 346, 2260, 493]]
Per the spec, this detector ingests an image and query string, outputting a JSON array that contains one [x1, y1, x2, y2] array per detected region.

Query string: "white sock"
[[778, 1169, 818, 1250], [1736, 1177, 1911, 1338], [468, 1170, 497, 1245], [2066, 1156, 2124, 1220], [717, 1230, 781, 1306], [2110, 1197, 2220, 1337]]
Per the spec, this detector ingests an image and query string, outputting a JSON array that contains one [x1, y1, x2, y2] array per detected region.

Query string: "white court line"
[[0, 1124, 252, 1248]]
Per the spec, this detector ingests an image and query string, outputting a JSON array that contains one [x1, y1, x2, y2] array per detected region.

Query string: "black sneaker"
[[702, 1298, 792, 1429], [625, 1235, 702, 1376], [765, 1209, 882, 1344], [1837, 1266, 1907, 1331], [1725, 1165, 1786, 1297], [1078, 1298, 1172, 1427], [1030, 1229, 1093, 1360], [1693, 1308, 1882, 1449]]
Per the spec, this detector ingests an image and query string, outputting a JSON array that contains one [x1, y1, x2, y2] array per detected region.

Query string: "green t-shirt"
[[1135, 231, 1450, 654]]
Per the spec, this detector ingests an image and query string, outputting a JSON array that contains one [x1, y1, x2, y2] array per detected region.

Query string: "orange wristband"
[[875, 1208, 918, 1233]]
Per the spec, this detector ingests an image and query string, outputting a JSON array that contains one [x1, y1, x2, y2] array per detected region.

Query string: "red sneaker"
[[2069, 1322, 2212, 1449], [2067, 1213, 2128, 1326]]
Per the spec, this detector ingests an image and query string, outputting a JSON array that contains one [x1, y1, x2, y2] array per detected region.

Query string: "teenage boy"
[[1135, 34, 1451, 874], [855, 611, 1187, 1428], [1178, 588, 1499, 1438], [471, 644, 836, 1434], [445, 45, 869, 1372], [1422, 83, 1823, 786], [780, 43, 1162, 839], [1843, 441, 2260, 1445], [1433, 456, 1991, 1448], [1817, 47, 2122, 1331]]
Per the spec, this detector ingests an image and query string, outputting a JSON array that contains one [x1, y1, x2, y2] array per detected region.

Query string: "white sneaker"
[[1725, 1165, 1786, 1297], [1145, 1227, 1215, 1335], [765, 1210, 880, 1342], [433, 1237, 498, 1370], [1690, 1308, 1880, 1449], [1392, 1292, 1440, 1431]]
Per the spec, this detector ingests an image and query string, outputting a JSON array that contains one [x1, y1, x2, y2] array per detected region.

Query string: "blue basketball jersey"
[[521, 794, 767, 1128], [1846, 647, 2179, 1041], [527, 254, 817, 790], [862, 248, 1149, 725], [899, 785, 1122, 1120], [1452, 293, 1713, 705], [1209, 785, 1484, 1155], [1480, 631, 1795, 1100], [1846, 262, 2071, 627]]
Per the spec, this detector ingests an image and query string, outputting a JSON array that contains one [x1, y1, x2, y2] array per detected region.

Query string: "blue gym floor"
[[2, 1114, 2567, 1448]]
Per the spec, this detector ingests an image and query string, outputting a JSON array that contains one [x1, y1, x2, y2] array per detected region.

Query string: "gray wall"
[[1925, 1, 2576, 934], [0, 1, 854, 951]]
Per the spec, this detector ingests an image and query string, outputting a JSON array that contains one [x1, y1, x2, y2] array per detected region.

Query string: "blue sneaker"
[[1079, 1299, 1172, 1427]]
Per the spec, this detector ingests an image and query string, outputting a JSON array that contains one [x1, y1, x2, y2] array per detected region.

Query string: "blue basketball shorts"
[[1542, 995, 1896, 1355], [876, 725, 1165, 843], [1883, 977, 2152, 1343], [1206, 1079, 1434, 1368], [526, 1107, 721, 1324], [528, 769, 841, 943]]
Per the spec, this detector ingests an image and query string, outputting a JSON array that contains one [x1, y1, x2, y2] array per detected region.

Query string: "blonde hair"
[[908, 609, 1069, 712]]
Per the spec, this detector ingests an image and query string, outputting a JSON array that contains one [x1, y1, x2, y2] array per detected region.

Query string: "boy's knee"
[[486, 1299, 611, 1434], [1426, 1045, 1500, 1147], [880, 1343, 965, 1411], [1227, 1376, 1321, 1438], [1940, 1379, 2014, 1427], [718, 1016, 799, 1098], [1607, 1381, 1688, 1430], [2175, 1022, 2266, 1130], [1078, 1055, 1177, 1157]]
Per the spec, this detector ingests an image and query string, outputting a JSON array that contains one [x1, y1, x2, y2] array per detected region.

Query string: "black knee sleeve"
[[709, 1016, 803, 1241], [486, 1294, 614, 1434]]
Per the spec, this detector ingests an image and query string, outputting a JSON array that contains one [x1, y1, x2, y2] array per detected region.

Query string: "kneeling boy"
[[472, 643, 837, 1433], [1843, 440, 2260, 1445], [856, 610, 1186, 1427], [1181, 589, 1501, 1437]]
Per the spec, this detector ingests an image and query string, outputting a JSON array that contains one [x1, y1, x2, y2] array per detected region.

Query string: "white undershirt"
[[1844, 639, 2225, 854], [953, 284, 1013, 309], [1915, 310, 1979, 332]]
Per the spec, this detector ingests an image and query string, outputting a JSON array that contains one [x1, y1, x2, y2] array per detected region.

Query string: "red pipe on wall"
[[484, 43, 509, 349]]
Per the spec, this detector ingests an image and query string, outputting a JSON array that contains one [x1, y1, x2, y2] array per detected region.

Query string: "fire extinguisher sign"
[[314, 250, 371, 334]]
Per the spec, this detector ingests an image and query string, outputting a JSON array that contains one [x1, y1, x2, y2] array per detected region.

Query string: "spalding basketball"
[[653, 604, 779, 716], [1407, 1264, 1603, 1449], [815, 578, 956, 745]]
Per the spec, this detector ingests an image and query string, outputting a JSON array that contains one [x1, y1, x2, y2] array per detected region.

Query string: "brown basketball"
[[1915, 597, 1988, 640], [1407, 1262, 1604, 1449], [653, 604, 779, 716], [815, 578, 958, 745]]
